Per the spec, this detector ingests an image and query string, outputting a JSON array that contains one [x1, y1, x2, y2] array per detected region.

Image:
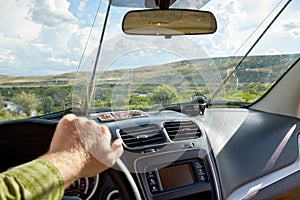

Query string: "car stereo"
[[145, 159, 208, 194], [135, 149, 217, 199]]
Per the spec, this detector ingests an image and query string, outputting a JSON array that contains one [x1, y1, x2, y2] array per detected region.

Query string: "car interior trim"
[[227, 134, 300, 200]]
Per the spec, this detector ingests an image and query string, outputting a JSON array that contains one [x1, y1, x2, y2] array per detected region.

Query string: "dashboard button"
[[150, 185, 159, 193], [193, 160, 208, 183], [145, 171, 161, 193], [149, 178, 156, 186], [199, 175, 207, 182], [146, 172, 155, 179]]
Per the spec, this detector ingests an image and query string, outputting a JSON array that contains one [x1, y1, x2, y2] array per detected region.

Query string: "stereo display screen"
[[158, 163, 196, 190]]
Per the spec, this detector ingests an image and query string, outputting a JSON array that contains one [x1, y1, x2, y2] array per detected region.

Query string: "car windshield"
[[0, 0, 299, 121]]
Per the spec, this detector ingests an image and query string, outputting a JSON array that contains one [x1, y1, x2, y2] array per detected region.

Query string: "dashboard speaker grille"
[[119, 124, 165, 148], [164, 121, 201, 141]]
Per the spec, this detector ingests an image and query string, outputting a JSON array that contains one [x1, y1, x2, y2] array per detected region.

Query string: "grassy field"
[[0, 73, 77, 87]]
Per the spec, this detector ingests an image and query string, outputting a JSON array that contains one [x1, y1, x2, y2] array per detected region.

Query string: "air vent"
[[118, 124, 165, 148], [164, 121, 201, 141]]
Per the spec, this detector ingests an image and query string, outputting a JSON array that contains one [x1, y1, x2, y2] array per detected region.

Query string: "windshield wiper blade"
[[156, 102, 207, 116], [208, 101, 250, 107], [82, 1, 112, 116]]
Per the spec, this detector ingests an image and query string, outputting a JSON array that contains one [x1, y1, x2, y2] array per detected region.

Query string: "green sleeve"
[[0, 159, 64, 200]]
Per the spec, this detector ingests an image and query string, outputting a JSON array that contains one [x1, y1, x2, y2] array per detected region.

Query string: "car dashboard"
[[103, 113, 220, 200], [1, 108, 300, 200]]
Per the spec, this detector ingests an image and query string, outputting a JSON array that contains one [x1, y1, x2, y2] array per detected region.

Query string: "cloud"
[[201, 0, 247, 56], [47, 56, 78, 66], [28, 0, 78, 27], [0, 49, 15, 64], [282, 22, 300, 30], [0, 0, 41, 41], [78, 0, 87, 14], [282, 21, 300, 38], [172, 0, 210, 9], [32, 43, 53, 53], [266, 48, 280, 55]]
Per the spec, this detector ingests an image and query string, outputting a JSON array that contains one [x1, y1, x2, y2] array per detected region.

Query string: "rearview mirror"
[[122, 9, 217, 36]]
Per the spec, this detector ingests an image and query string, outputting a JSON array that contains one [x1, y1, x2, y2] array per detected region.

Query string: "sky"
[[0, 0, 299, 76]]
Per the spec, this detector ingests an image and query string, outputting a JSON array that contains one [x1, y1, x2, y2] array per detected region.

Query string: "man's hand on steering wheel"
[[40, 114, 124, 188]]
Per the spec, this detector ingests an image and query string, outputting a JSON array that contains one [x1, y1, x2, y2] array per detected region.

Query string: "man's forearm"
[[0, 159, 64, 200], [39, 148, 90, 188]]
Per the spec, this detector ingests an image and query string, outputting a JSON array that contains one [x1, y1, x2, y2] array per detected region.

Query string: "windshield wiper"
[[156, 103, 206, 117], [157, 100, 250, 116], [153, 94, 207, 116], [209, 101, 250, 107], [81, 1, 112, 116]]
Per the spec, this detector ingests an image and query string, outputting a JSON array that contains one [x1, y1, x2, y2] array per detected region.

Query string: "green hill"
[[0, 54, 298, 87]]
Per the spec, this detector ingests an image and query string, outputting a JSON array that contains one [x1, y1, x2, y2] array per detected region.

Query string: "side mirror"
[[191, 94, 208, 115], [122, 9, 217, 36]]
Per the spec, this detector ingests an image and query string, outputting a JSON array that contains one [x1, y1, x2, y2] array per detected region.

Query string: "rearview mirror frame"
[[122, 9, 217, 36]]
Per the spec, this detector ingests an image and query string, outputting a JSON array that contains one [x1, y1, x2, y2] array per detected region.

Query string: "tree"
[[129, 93, 150, 110], [12, 92, 40, 116], [0, 95, 4, 110], [45, 86, 71, 110], [41, 96, 54, 114], [150, 85, 178, 105]]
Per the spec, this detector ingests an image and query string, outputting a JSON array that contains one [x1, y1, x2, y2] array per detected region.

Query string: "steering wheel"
[[106, 159, 142, 200]]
